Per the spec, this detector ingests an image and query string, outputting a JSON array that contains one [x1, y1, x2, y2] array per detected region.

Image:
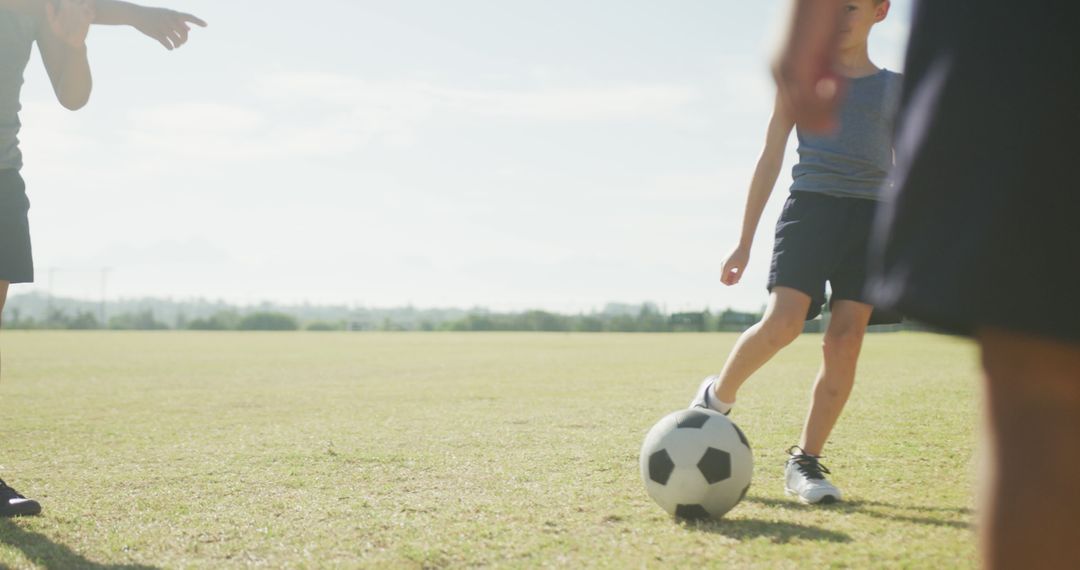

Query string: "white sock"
[[706, 385, 734, 414]]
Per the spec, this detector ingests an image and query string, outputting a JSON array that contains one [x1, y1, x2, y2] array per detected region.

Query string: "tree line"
[[1, 300, 765, 333]]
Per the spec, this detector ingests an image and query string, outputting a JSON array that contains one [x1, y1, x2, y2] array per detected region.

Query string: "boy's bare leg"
[[978, 329, 1080, 570], [713, 286, 812, 403], [798, 299, 873, 456]]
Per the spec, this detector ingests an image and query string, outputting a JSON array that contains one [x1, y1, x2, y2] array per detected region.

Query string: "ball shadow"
[[679, 517, 853, 544]]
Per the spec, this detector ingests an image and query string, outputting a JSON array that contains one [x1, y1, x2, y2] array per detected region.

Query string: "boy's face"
[[839, 0, 890, 50]]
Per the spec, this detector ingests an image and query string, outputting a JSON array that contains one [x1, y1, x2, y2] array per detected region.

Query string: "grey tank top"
[[790, 69, 903, 200], [0, 10, 38, 172]]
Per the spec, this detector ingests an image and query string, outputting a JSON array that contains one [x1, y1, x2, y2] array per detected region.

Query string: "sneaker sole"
[[0, 500, 42, 517], [785, 487, 839, 505]]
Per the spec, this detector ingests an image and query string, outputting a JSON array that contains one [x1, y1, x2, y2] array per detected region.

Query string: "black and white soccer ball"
[[640, 408, 753, 520]]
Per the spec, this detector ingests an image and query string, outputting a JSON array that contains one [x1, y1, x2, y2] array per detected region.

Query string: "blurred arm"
[[773, 0, 846, 133], [37, 0, 94, 111], [92, 0, 206, 50], [0, 0, 45, 15]]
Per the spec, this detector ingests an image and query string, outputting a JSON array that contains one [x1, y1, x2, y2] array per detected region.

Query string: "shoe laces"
[[787, 446, 831, 481], [0, 479, 26, 500]]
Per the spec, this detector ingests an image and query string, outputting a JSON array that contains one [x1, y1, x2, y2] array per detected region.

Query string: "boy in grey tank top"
[[689, 0, 901, 504], [0, 0, 205, 517]]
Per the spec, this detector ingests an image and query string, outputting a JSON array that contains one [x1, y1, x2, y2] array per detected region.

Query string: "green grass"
[[0, 331, 981, 568]]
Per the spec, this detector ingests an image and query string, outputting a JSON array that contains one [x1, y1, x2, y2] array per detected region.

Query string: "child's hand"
[[721, 246, 750, 286], [132, 5, 206, 50], [46, 0, 96, 49]]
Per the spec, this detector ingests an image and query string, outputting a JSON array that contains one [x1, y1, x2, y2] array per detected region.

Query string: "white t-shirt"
[[0, 9, 38, 172]]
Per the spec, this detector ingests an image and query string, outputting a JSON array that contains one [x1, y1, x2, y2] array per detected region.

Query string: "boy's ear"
[[874, 1, 891, 23]]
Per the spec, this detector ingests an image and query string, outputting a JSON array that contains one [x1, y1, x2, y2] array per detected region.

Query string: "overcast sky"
[[14, 0, 912, 312]]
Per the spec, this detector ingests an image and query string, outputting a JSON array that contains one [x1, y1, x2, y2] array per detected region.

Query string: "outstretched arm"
[[93, 0, 206, 50], [37, 0, 94, 110], [720, 91, 795, 286], [2, 1, 206, 50]]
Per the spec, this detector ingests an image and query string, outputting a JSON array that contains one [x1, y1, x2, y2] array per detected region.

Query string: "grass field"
[[0, 331, 981, 568]]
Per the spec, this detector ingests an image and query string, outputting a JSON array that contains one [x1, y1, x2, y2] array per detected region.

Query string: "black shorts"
[[769, 191, 901, 325], [867, 0, 1080, 341], [0, 169, 33, 284]]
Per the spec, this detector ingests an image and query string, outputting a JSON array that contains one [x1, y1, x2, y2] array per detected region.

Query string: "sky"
[[14, 0, 912, 313]]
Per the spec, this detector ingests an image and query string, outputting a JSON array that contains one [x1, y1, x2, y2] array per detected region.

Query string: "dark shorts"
[[0, 169, 33, 284], [769, 191, 901, 325], [867, 0, 1080, 341]]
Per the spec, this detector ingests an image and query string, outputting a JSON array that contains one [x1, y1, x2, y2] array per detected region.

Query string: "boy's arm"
[[37, 0, 94, 111], [773, 0, 845, 133], [92, 0, 205, 50], [0, 0, 45, 15], [720, 92, 795, 286]]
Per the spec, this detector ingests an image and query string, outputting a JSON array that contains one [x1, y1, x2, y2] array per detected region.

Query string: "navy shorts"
[[769, 191, 901, 325], [867, 0, 1080, 341], [0, 169, 33, 284]]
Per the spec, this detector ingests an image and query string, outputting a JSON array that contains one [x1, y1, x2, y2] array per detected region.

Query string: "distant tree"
[[702, 310, 718, 332], [519, 311, 570, 332], [44, 308, 72, 329], [379, 317, 405, 332], [574, 316, 605, 332], [238, 312, 299, 331], [109, 310, 169, 330], [637, 304, 669, 332], [306, 321, 343, 332], [607, 314, 637, 332], [7, 316, 36, 330], [4, 307, 21, 328], [187, 311, 241, 331], [670, 312, 707, 332], [68, 311, 101, 330], [718, 309, 760, 332]]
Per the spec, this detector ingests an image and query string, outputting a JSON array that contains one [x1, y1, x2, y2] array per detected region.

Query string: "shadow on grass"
[[746, 497, 973, 530], [680, 517, 852, 544], [0, 520, 161, 570]]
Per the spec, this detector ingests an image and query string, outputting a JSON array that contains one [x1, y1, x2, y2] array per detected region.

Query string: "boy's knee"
[[760, 315, 804, 348], [822, 328, 865, 361]]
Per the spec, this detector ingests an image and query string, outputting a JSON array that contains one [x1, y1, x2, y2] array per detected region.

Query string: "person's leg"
[[782, 299, 872, 504], [1, 280, 7, 378], [977, 328, 1080, 570], [0, 279, 39, 517], [712, 286, 813, 403], [798, 299, 874, 456]]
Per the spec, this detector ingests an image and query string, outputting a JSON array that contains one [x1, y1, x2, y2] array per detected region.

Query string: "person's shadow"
[[680, 516, 853, 543], [745, 497, 973, 530], [0, 520, 161, 570], [674, 496, 972, 543]]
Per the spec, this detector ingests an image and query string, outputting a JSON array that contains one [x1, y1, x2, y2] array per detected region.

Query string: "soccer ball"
[[640, 408, 753, 520]]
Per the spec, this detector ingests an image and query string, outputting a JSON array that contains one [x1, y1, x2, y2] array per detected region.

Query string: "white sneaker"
[[784, 446, 842, 504], [688, 375, 729, 414]]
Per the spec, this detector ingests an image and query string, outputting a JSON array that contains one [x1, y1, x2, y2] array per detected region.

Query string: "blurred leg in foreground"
[[978, 330, 1080, 570]]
